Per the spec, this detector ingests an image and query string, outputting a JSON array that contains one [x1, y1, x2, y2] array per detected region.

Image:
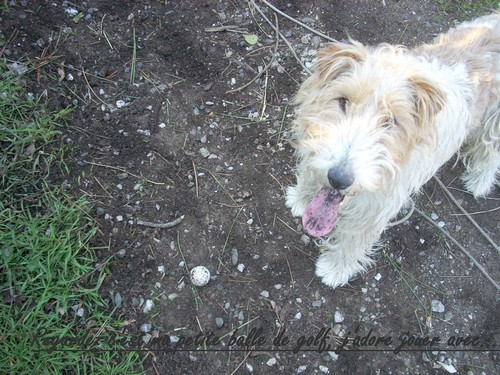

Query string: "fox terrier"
[[286, 14, 500, 288]]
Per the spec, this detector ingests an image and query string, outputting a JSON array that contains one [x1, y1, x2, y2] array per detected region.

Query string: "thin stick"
[[86, 161, 165, 185], [433, 176, 499, 252], [249, 0, 311, 74], [260, 0, 338, 43], [285, 254, 294, 285], [230, 350, 253, 375], [136, 215, 184, 229], [81, 68, 109, 106], [227, 13, 280, 94], [415, 207, 499, 291], [192, 159, 199, 198]]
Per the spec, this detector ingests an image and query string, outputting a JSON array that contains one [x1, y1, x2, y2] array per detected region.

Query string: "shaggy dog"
[[286, 14, 500, 288]]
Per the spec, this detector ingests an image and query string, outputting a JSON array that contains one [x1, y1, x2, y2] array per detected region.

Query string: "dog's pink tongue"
[[302, 187, 342, 237]]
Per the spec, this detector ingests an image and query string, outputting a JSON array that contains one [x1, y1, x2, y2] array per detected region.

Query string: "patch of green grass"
[[436, 0, 499, 18], [0, 59, 143, 373]]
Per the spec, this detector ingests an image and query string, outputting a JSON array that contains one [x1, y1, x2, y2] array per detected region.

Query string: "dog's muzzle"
[[327, 165, 354, 191]]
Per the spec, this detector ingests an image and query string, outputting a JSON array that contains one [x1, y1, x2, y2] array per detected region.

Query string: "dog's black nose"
[[328, 166, 354, 190]]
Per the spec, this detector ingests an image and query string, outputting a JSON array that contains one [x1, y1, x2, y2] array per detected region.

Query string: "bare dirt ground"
[[2, 0, 499, 374]]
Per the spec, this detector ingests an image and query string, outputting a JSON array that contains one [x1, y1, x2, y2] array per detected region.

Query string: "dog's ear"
[[409, 73, 447, 123], [314, 41, 367, 80]]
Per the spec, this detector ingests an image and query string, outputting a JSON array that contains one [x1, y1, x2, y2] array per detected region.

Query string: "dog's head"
[[292, 41, 447, 236]]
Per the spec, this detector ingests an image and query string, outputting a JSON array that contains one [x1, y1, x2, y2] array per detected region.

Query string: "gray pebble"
[[301, 17, 316, 24], [431, 300, 445, 313], [300, 234, 311, 245], [312, 35, 321, 48], [114, 293, 123, 308], [231, 248, 238, 266], [96, 207, 105, 216], [312, 300, 322, 308], [140, 323, 152, 333], [116, 249, 127, 258], [334, 310, 345, 323], [444, 311, 453, 321], [215, 317, 224, 328], [199, 147, 210, 158]]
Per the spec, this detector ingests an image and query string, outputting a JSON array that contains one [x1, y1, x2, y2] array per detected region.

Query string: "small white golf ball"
[[190, 266, 211, 287]]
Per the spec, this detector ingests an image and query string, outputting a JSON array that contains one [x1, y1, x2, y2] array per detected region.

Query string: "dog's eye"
[[383, 116, 397, 128], [337, 97, 349, 113]]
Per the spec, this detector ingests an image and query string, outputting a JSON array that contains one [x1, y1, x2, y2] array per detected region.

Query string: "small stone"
[[170, 335, 180, 344], [140, 323, 151, 333], [301, 17, 316, 24], [116, 100, 126, 108], [168, 293, 178, 300], [297, 365, 307, 373], [137, 129, 151, 136], [431, 300, 445, 313], [295, 312, 302, 320], [319, 365, 329, 373], [374, 273, 382, 281], [260, 290, 269, 298], [328, 351, 339, 361], [117, 172, 128, 179], [300, 234, 311, 245], [231, 248, 238, 266], [116, 249, 126, 258], [431, 212, 438, 220], [312, 300, 322, 308], [96, 207, 105, 216], [266, 358, 276, 366], [334, 310, 345, 323], [311, 35, 321, 48], [215, 317, 224, 328], [116, 215, 123, 222], [199, 147, 210, 158], [131, 297, 140, 306], [237, 263, 245, 272], [114, 293, 123, 308], [143, 299, 154, 313]]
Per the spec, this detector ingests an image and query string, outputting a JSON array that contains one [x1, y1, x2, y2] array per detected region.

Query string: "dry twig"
[[136, 215, 184, 229]]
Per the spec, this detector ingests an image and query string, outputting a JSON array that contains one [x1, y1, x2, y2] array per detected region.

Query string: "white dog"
[[286, 14, 500, 288]]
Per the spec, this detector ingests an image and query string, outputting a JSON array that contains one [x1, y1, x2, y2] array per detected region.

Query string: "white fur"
[[286, 14, 500, 288]]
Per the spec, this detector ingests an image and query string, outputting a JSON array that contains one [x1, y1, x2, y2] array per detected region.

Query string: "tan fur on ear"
[[315, 41, 367, 79], [409, 73, 447, 125]]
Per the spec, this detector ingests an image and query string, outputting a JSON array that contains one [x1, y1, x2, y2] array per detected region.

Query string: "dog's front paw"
[[285, 185, 308, 217], [315, 251, 366, 288], [462, 168, 498, 198]]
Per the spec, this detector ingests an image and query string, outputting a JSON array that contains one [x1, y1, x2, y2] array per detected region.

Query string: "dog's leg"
[[285, 164, 318, 217], [461, 104, 500, 197], [315, 193, 395, 288]]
